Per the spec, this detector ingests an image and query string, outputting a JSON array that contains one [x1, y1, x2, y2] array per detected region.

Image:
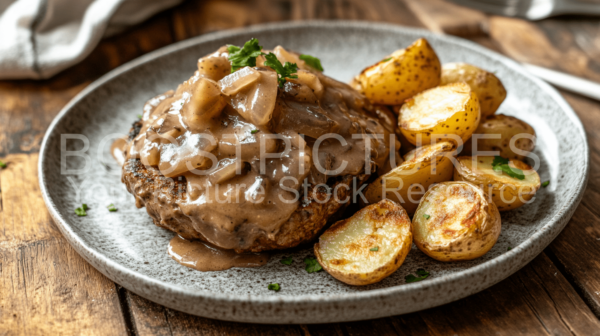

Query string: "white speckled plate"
[[39, 21, 588, 324]]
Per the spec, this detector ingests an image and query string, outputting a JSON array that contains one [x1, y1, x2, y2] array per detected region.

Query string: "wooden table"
[[1, 0, 600, 334]]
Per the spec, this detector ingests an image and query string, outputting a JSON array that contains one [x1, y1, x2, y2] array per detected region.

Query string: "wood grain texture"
[[0, 154, 128, 335]]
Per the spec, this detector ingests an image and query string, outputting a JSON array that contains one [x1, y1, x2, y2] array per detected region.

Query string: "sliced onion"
[[158, 131, 218, 177], [208, 158, 244, 184], [224, 68, 278, 126], [218, 67, 261, 96], [290, 70, 324, 98]]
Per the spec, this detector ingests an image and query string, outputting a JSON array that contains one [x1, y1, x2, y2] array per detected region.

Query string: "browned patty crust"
[[122, 157, 366, 253]]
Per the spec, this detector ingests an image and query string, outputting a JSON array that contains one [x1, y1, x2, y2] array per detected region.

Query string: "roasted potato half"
[[364, 141, 455, 215], [358, 38, 441, 105], [399, 82, 481, 146], [315, 199, 412, 286], [453, 156, 541, 211], [413, 181, 501, 262], [441, 63, 507, 118], [462, 114, 536, 160]]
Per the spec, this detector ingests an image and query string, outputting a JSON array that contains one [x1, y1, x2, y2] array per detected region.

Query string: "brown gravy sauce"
[[168, 235, 269, 271]]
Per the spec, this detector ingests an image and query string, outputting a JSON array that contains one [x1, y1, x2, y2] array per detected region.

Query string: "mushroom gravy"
[[118, 45, 396, 252]]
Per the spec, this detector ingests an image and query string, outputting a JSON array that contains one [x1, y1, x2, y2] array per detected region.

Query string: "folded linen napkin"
[[0, 0, 182, 80]]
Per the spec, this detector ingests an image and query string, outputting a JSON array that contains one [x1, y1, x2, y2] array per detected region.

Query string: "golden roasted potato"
[[399, 82, 481, 146], [315, 199, 412, 286], [441, 63, 507, 118], [358, 38, 441, 105], [453, 156, 541, 211], [412, 181, 501, 262], [391, 105, 416, 155], [462, 114, 536, 160], [364, 141, 455, 215]]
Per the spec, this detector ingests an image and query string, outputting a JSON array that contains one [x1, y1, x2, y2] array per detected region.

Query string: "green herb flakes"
[[264, 53, 298, 87], [542, 181, 550, 188], [75, 204, 89, 217], [491, 156, 525, 180], [370, 246, 379, 252], [280, 256, 293, 265], [251, 129, 260, 134], [0, 160, 6, 169], [227, 38, 265, 72], [423, 214, 430, 219], [405, 268, 430, 283], [304, 256, 323, 273], [268, 283, 280, 291], [107, 204, 118, 212], [299, 54, 324, 71]]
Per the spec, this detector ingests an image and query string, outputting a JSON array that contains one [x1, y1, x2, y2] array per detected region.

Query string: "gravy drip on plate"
[[168, 235, 269, 271], [118, 45, 393, 251]]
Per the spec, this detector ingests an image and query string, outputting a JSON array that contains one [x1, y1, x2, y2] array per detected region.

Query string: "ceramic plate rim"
[[39, 20, 589, 308]]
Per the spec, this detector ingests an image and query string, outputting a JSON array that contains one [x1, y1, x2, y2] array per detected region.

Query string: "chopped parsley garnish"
[[251, 129, 260, 134], [227, 38, 265, 72], [75, 204, 89, 217], [268, 283, 280, 291], [280, 256, 293, 265], [299, 54, 324, 71], [542, 181, 550, 188], [304, 256, 323, 273], [370, 246, 379, 252], [264, 53, 298, 87], [382, 57, 392, 62], [405, 268, 430, 283], [0, 160, 6, 169], [507, 247, 512, 251], [137, 114, 142, 119], [423, 214, 430, 219], [107, 204, 118, 212], [491, 156, 525, 180]]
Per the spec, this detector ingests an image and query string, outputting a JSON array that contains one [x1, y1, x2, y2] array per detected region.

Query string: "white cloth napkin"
[[0, 0, 182, 80]]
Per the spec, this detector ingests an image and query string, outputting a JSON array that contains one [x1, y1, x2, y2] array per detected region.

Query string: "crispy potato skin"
[[462, 114, 536, 160], [412, 181, 501, 262], [441, 63, 507, 118], [315, 199, 412, 286], [399, 82, 481, 146], [364, 142, 455, 215], [358, 38, 441, 105], [453, 156, 541, 211]]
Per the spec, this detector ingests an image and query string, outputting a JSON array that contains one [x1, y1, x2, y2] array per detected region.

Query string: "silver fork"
[[450, 0, 600, 20]]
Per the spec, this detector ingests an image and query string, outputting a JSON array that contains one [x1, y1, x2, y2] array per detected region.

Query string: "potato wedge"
[[441, 63, 507, 118], [358, 38, 441, 105], [462, 114, 536, 160], [399, 82, 481, 146], [412, 181, 501, 262], [364, 141, 455, 215], [453, 156, 541, 211], [315, 199, 412, 286]]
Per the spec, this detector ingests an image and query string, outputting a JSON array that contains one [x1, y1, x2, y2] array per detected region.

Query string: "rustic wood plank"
[[403, 0, 488, 36], [392, 253, 600, 335], [484, 14, 600, 318], [126, 291, 304, 336], [0, 154, 128, 335], [546, 91, 600, 316]]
